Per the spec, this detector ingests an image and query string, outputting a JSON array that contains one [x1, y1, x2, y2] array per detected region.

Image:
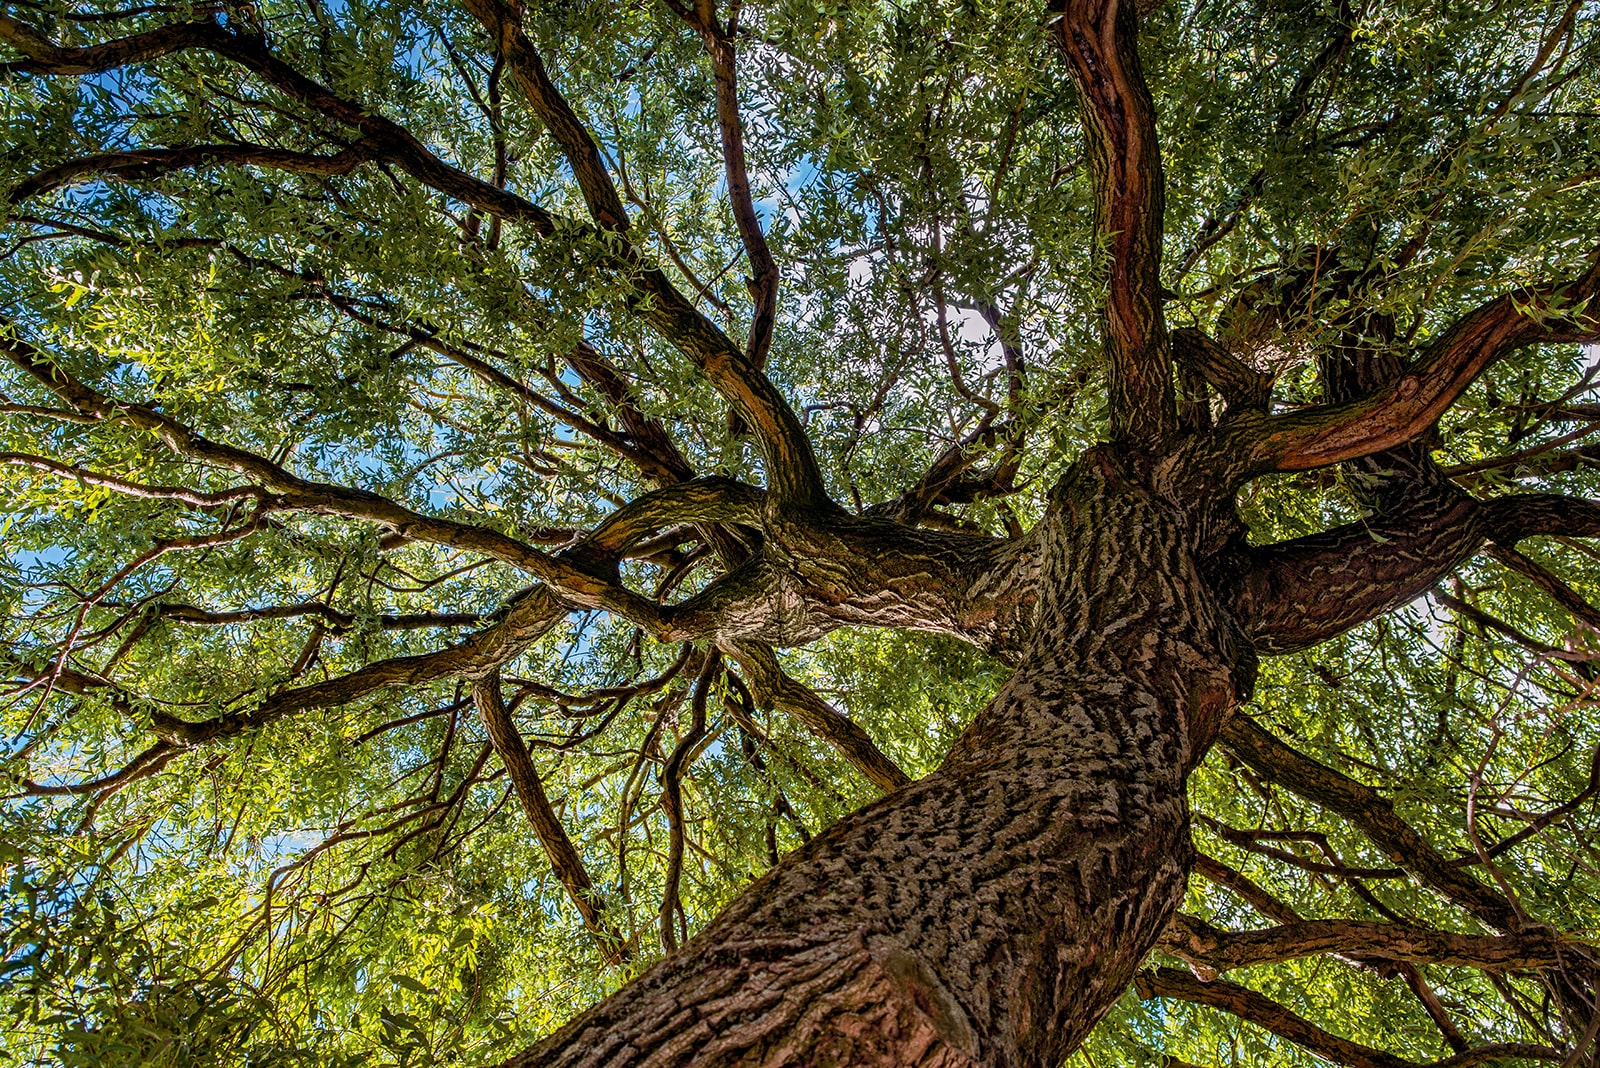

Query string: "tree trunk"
[[502, 453, 1251, 1068]]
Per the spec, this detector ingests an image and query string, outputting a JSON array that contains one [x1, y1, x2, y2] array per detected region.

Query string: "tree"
[[2, 0, 1600, 1062]]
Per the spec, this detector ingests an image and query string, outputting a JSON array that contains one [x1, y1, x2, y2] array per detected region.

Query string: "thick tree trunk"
[[502, 454, 1250, 1068]]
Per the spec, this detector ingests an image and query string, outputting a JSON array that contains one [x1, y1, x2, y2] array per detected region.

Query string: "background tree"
[[3, 0, 1600, 1064]]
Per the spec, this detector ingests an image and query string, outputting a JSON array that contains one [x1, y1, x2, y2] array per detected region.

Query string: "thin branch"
[[1140, 967, 1562, 1068], [0, 327, 664, 626], [657, 650, 720, 953], [1219, 715, 1522, 932], [0, 452, 263, 507], [474, 670, 628, 964], [724, 640, 911, 793]]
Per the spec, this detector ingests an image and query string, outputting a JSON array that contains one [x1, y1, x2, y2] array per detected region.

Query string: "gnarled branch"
[[1242, 276, 1600, 474]]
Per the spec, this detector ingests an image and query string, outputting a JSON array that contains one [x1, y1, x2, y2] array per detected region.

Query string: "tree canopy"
[[2, 0, 1600, 1064]]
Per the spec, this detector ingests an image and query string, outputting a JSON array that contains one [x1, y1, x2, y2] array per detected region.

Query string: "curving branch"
[[458, 0, 828, 510], [10, 15, 562, 234], [1230, 492, 1483, 654], [1241, 273, 1600, 475], [7, 9, 829, 508], [1054, 0, 1174, 447], [10, 141, 380, 202], [1171, 327, 1272, 414], [1231, 491, 1600, 655], [657, 651, 722, 953], [669, 0, 779, 369], [572, 478, 765, 567], [474, 671, 629, 964], [1140, 968, 1562, 1068], [0, 13, 218, 75], [149, 587, 564, 746]]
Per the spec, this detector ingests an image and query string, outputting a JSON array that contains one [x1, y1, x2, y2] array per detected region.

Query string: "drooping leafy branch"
[[3, 0, 1600, 1063]]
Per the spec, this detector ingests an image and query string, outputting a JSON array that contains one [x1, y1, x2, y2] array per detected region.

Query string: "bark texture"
[[501, 453, 1251, 1068]]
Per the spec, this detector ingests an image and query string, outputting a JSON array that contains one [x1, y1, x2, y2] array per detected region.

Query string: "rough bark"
[[500, 453, 1251, 1068]]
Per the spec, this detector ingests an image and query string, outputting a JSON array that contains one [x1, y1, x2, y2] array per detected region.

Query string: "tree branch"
[[657, 650, 720, 953], [0, 327, 666, 626], [0, 12, 217, 74], [458, 0, 828, 509], [1160, 912, 1567, 977], [723, 640, 911, 793], [8, 10, 830, 508], [474, 671, 628, 964], [1231, 491, 1484, 654], [1218, 715, 1522, 932], [1055, 0, 1174, 447], [149, 586, 563, 746], [1171, 327, 1272, 413], [673, 1, 779, 369], [10, 141, 380, 201], [1489, 544, 1600, 630], [0, 452, 262, 507], [1231, 491, 1600, 655], [1, 15, 560, 229], [1139, 968, 1562, 1068], [1243, 277, 1600, 474]]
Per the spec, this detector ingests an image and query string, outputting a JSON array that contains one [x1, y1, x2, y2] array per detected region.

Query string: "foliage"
[[2, 0, 1600, 1064]]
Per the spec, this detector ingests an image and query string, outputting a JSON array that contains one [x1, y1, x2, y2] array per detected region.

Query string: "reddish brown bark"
[[500, 454, 1251, 1068]]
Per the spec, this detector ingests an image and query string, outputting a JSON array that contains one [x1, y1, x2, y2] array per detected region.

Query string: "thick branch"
[[1055, 0, 1174, 447], [1171, 327, 1272, 413], [573, 478, 764, 566], [1231, 492, 1483, 654], [1160, 912, 1566, 976], [1245, 279, 1600, 474], [0, 13, 218, 74], [1231, 492, 1600, 655]]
